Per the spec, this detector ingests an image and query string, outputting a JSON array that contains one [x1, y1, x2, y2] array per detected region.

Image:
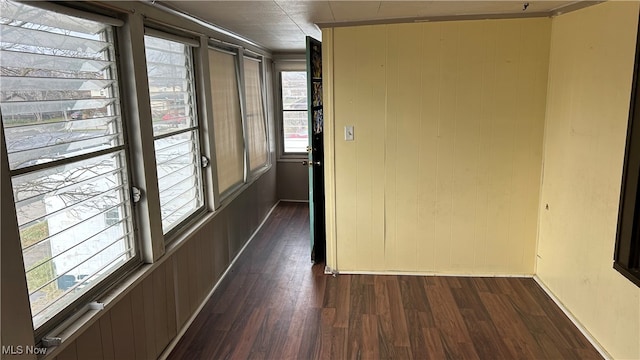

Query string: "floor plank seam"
[[532, 275, 612, 360], [159, 200, 282, 360]]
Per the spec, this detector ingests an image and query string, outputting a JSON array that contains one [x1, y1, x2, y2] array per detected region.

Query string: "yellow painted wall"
[[328, 18, 551, 274], [537, 2, 640, 358]]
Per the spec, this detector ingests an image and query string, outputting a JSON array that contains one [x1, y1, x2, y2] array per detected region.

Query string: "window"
[[243, 57, 268, 171], [614, 23, 640, 287], [0, 1, 137, 329], [209, 48, 244, 195], [144, 34, 204, 234], [280, 71, 309, 154]]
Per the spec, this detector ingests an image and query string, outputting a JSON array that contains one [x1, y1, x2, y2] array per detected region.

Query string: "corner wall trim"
[[159, 200, 282, 360], [532, 276, 612, 360]]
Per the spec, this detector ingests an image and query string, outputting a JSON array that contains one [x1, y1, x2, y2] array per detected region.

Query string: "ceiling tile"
[[164, 0, 583, 52]]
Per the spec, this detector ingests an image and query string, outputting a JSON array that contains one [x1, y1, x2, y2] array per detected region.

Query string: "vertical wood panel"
[[213, 212, 230, 280], [334, 27, 360, 269], [416, 23, 442, 271], [75, 322, 104, 360], [130, 283, 148, 360], [356, 25, 387, 271], [153, 262, 169, 356], [391, 24, 424, 271], [433, 23, 459, 271], [384, 24, 399, 270], [165, 256, 178, 341], [175, 246, 191, 329], [187, 239, 200, 314], [449, 21, 485, 271], [110, 295, 136, 360], [56, 342, 77, 360], [142, 273, 157, 358], [99, 312, 115, 360]]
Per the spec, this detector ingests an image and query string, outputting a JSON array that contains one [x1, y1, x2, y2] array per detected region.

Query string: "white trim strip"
[[22, 1, 124, 27], [144, 27, 200, 48], [533, 276, 612, 360], [334, 270, 535, 277]]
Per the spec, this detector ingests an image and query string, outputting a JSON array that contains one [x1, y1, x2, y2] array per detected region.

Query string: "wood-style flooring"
[[168, 202, 602, 359]]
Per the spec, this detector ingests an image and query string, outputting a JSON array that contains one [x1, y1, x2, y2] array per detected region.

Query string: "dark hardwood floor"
[[168, 202, 602, 359]]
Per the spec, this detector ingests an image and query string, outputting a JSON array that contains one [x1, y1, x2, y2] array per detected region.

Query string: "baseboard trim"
[[279, 199, 309, 203], [334, 270, 534, 278], [159, 200, 282, 360], [532, 276, 612, 360]]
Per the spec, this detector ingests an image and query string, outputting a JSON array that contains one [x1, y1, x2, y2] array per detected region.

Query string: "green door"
[[306, 36, 325, 263]]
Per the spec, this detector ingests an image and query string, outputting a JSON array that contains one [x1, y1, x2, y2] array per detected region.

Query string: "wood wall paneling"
[[330, 18, 550, 274], [537, 2, 640, 359]]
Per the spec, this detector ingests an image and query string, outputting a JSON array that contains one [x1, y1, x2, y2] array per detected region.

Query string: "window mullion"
[[197, 40, 220, 210], [238, 53, 251, 182]]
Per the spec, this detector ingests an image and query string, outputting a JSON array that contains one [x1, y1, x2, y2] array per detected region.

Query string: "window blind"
[[243, 57, 268, 171], [209, 48, 245, 194]]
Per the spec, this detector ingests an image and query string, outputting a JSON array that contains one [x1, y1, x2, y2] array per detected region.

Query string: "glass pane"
[[283, 111, 309, 153], [154, 129, 203, 233], [0, 24, 111, 59], [12, 151, 134, 328], [281, 71, 308, 110], [0, 11, 121, 171], [0, 49, 111, 76], [0, 1, 107, 34], [244, 58, 267, 171], [145, 35, 197, 137]]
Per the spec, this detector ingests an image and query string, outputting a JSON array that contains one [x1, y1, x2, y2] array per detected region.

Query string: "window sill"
[[217, 162, 273, 208]]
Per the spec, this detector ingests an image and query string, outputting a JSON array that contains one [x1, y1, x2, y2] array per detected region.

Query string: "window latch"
[[131, 186, 142, 203], [201, 155, 210, 168]]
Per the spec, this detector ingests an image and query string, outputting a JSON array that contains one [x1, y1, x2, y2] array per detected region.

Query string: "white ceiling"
[[162, 1, 585, 52]]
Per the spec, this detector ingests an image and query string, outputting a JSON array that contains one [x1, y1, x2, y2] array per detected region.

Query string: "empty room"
[[1, 1, 639, 359]]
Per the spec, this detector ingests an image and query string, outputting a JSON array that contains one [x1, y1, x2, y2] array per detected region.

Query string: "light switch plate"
[[344, 125, 354, 141]]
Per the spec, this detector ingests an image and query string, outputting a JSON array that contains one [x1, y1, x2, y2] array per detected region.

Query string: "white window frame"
[[142, 28, 207, 239], [275, 60, 308, 161], [242, 54, 271, 177], [0, 1, 141, 338]]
